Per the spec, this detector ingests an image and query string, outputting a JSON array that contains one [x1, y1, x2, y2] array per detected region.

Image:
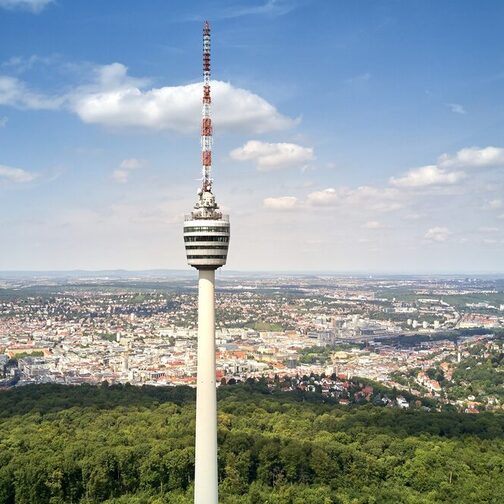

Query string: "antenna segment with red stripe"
[[201, 20, 213, 193]]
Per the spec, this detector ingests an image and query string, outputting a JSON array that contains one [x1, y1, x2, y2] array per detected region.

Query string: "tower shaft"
[[194, 269, 218, 504]]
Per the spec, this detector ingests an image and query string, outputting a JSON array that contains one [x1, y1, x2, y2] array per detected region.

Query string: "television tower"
[[183, 21, 229, 504]]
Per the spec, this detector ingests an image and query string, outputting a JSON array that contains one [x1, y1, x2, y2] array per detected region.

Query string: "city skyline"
[[1, 0, 504, 272]]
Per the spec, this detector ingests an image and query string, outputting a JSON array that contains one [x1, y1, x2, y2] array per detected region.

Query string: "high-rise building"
[[183, 21, 229, 504]]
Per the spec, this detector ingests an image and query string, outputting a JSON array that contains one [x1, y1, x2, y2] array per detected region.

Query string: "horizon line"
[[1, 269, 504, 277]]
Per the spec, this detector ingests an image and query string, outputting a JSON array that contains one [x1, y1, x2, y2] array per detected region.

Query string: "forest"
[[0, 383, 503, 504]]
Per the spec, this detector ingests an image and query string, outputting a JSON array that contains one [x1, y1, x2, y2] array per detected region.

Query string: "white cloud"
[[307, 186, 403, 212], [0, 62, 297, 134], [230, 140, 314, 171], [362, 220, 384, 229], [263, 196, 299, 210], [447, 103, 466, 115], [69, 64, 296, 133], [488, 199, 503, 210], [478, 226, 499, 233], [390, 165, 465, 188], [438, 146, 504, 169], [348, 186, 403, 212], [112, 158, 144, 184], [0, 75, 62, 109], [0, 164, 37, 183], [218, 0, 296, 19], [1, 54, 58, 73], [306, 187, 339, 206], [424, 226, 451, 242], [388, 146, 504, 191], [0, 0, 53, 12], [0, 116, 7, 128]]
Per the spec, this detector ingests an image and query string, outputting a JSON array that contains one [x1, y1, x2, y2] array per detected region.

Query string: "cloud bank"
[[389, 146, 504, 189], [438, 146, 504, 169], [0, 63, 297, 134]]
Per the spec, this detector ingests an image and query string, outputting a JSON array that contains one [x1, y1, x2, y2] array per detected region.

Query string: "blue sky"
[[1, 0, 504, 272]]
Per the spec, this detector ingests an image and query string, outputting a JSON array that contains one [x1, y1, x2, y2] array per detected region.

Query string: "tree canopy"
[[0, 383, 503, 503]]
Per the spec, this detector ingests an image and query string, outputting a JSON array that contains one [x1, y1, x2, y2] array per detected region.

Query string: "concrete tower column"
[[194, 268, 218, 504]]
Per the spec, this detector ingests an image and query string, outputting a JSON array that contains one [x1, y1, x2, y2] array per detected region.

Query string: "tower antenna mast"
[[201, 20, 213, 194]]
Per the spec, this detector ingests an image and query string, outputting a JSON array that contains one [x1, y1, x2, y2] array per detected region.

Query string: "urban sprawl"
[[1, 273, 503, 413]]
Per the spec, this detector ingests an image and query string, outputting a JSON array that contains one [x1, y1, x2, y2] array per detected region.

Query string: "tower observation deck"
[[183, 203, 230, 270], [183, 21, 228, 504]]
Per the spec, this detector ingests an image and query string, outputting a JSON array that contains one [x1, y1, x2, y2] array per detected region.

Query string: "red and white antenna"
[[201, 20, 213, 193]]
